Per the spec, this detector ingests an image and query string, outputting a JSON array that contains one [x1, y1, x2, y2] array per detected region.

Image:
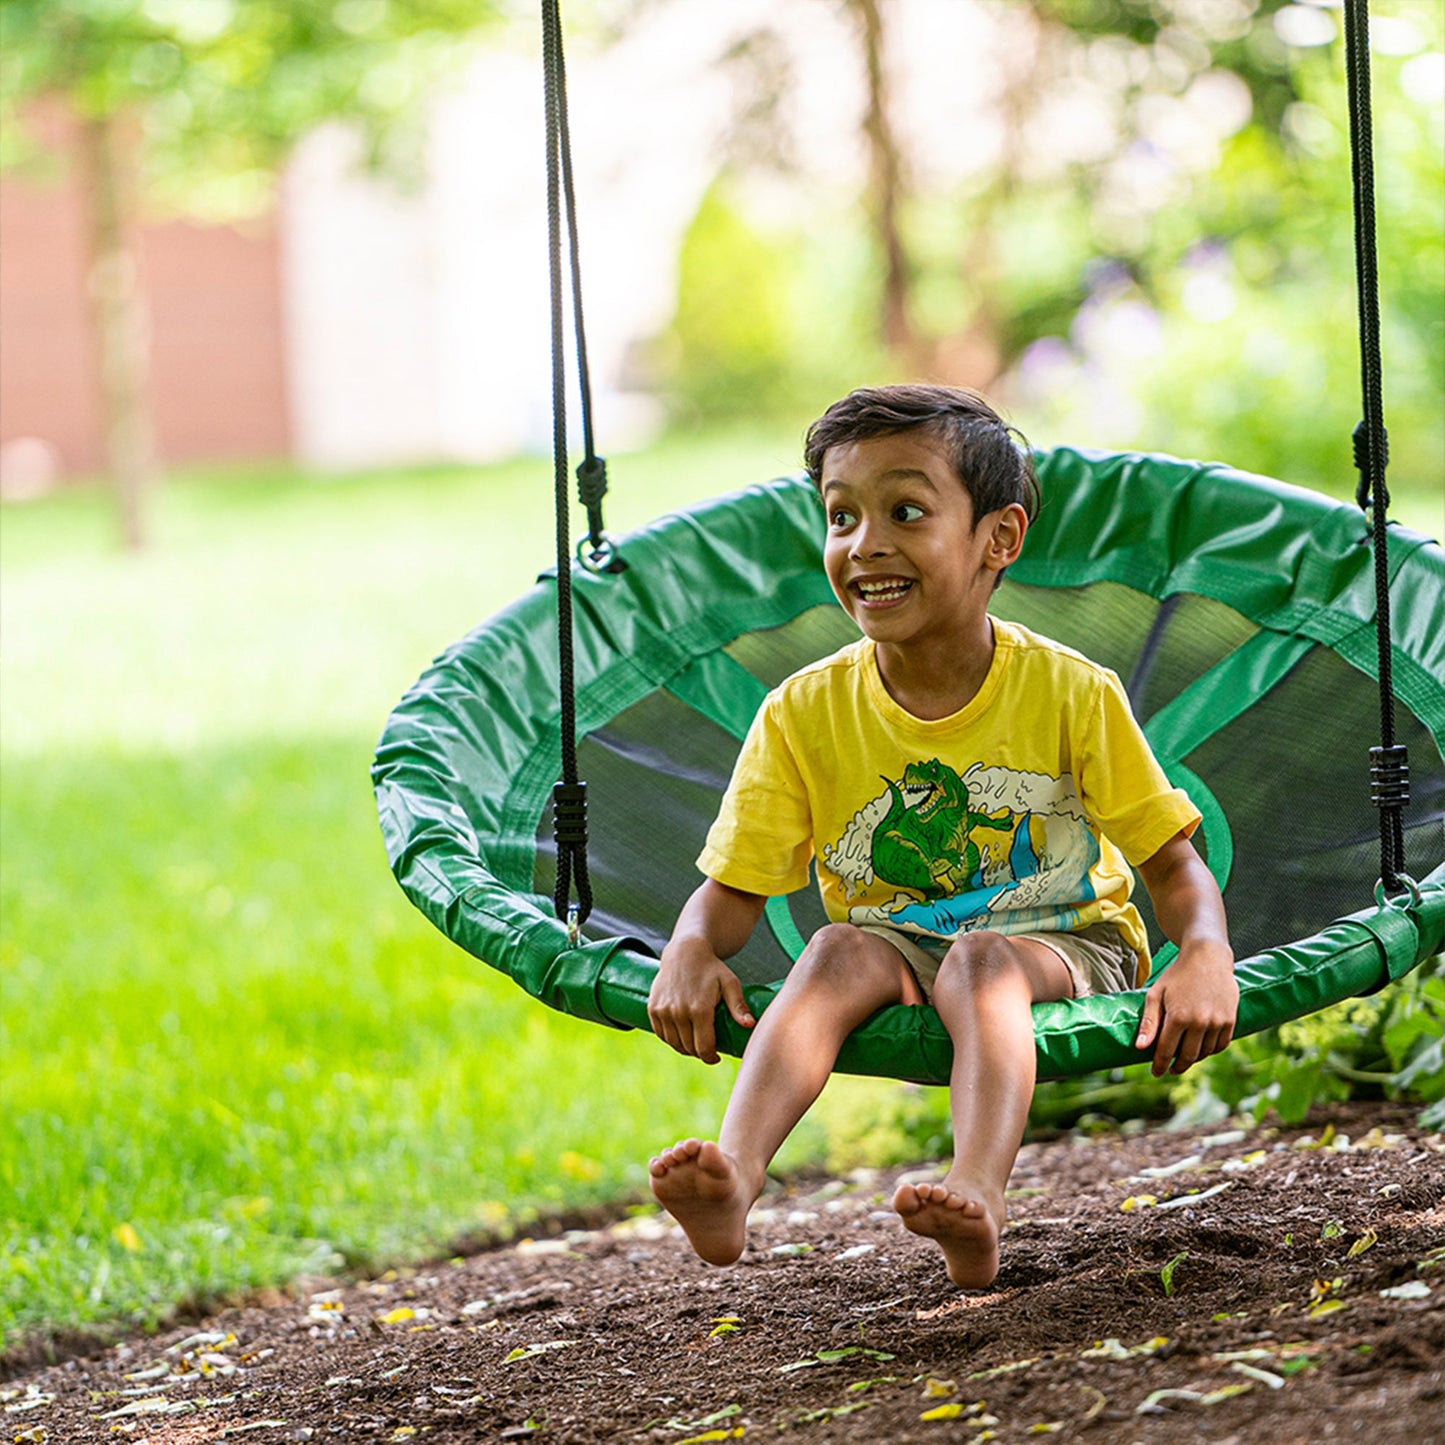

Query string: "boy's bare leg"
[[894, 934, 1072, 1288], [651, 926, 922, 1265]]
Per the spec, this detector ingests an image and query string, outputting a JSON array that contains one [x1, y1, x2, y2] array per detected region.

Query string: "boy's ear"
[[984, 503, 1028, 570]]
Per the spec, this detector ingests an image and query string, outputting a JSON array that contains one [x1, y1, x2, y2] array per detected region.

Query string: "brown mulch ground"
[[6, 1103, 1443, 1445]]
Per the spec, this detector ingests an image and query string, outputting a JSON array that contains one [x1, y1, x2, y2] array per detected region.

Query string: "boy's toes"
[[893, 1181, 940, 1216], [894, 1183, 919, 1215], [892, 1181, 991, 1226], [650, 1139, 701, 1175], [944, 1190, 986, 1217], [892, 1180, 1002, 1289]]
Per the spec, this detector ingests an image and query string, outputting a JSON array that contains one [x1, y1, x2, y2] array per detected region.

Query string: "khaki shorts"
[[859, 921, 1136, 1002]]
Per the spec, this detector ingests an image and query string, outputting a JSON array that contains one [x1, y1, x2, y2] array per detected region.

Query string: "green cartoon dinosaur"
[[871, 759, 1014, 899]]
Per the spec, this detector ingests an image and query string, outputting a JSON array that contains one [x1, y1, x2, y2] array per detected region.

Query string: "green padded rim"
[[373, 447, 1445, 1083]]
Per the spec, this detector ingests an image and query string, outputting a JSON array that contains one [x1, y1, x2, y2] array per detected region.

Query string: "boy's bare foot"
[[893, 1180, 1003, 1288], [648, 1138, 755, 1266]]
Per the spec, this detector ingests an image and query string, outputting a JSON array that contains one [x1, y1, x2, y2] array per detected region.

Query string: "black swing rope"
[[542, 0, 622, 938], [1343, 0, 1411, 899]]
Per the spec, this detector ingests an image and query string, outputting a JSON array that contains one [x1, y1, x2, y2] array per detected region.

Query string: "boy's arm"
[[1134, 830, 1239, 1078], [648, 878, 767, 1065]]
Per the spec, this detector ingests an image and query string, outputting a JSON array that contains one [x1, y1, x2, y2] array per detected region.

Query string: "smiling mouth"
[[852, 578, 914, 605]]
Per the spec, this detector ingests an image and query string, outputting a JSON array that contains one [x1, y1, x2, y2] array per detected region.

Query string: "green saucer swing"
[[372, 0, 1443, 1086], [373, 446, 1444, 1083]]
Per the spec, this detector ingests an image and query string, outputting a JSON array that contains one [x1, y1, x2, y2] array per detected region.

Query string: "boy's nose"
[[849, 518, 891, 559]]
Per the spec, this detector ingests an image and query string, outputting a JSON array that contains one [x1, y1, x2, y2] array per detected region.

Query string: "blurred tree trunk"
[[843, 0, 1029, 388], [935, 16, 1039, 392], [845, 0, 923, 369], [919, 5, 1062, 394], [78, 112, 157, 551]]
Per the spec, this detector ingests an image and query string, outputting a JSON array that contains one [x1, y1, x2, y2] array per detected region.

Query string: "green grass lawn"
[[0, 429, 839, 1353], [1, 427, 1437, 1355]]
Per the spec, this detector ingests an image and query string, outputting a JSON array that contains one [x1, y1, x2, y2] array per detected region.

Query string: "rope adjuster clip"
[[1369, 744, 1409, 810], [552, 781, 588, 846], [566, 901, 581, 946]]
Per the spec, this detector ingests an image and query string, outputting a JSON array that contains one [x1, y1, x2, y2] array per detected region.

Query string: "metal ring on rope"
[[576, 534, 621, 574], [1375, 874, 1423, 910]]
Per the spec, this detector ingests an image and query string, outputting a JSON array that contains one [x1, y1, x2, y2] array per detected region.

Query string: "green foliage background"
[[661, 0, 1445, 509], [0, 0, 500, 215]]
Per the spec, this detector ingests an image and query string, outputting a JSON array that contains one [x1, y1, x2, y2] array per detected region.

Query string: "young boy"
[[647, 385, 1238, 1289]]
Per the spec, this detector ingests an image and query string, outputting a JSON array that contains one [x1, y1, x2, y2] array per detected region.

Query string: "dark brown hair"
[[804, 384, 1040, 524]]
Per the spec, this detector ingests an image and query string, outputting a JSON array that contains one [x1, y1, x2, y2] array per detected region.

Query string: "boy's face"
[[819, 431, 1021, 653]]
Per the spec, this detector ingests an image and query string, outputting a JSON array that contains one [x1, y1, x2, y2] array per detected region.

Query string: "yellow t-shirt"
[[698, 618, 1200, 988]]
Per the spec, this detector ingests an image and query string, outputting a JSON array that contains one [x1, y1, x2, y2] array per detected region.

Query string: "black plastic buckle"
[[552, 781, 589, 846], [1369, 745, 1409, 810]]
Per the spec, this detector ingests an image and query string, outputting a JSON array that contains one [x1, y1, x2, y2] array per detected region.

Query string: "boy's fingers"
[[720, 975, 755, 1028], [648, 999, 675, 1049], [653, 1006, 707, 1062], [690, 1007, 718, 1064], [1152, 1017, 1184, 1076], [672, 1011, 696, 1057], [647, 973, 730, 1061], [1169, 1030, 1204, 1075], [1135, 994, 1160, 1048]]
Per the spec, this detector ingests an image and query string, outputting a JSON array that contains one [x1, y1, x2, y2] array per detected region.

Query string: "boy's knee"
[[934, 932, 1024, 995], [792, 923, 883, 993]]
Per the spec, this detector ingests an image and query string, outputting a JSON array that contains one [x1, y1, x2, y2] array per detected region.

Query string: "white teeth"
[[857, 579, 911, 600]]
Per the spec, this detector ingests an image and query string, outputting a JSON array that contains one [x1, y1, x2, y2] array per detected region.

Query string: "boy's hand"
[[1135, 939, 1238, 1076], [1135, 831, 1238, 1077], [648, 939, 755, 1065], [650, 879, 766, 1064]]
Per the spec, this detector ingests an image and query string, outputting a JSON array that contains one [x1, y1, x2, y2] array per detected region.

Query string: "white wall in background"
[[278, 0, 999, 471]]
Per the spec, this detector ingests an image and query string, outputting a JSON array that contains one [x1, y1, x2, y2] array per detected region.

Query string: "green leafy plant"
[[1179, 958, 1445, 1126]]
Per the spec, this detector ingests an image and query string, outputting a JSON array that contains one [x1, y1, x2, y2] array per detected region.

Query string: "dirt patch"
[[7, 1103, 1443, 1444]]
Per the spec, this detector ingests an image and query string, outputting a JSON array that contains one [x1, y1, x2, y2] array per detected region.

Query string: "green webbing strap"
[[765, 896, 810, 960], [664, 652, 768, 741], [1143, 630, 1314, 762], [1164, 760, 1233, 895], [1342, 900, 1421, 989], [1142, 757, 1235, 981]]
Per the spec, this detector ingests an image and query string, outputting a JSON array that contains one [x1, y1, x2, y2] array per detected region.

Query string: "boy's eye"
[[829, 508, 856, 528], [894, 502, 925, 522]]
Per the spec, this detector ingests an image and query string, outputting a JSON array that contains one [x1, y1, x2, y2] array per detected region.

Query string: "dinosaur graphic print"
[[868, 758, 1015, 900], [821, 757, 1101, 938]]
